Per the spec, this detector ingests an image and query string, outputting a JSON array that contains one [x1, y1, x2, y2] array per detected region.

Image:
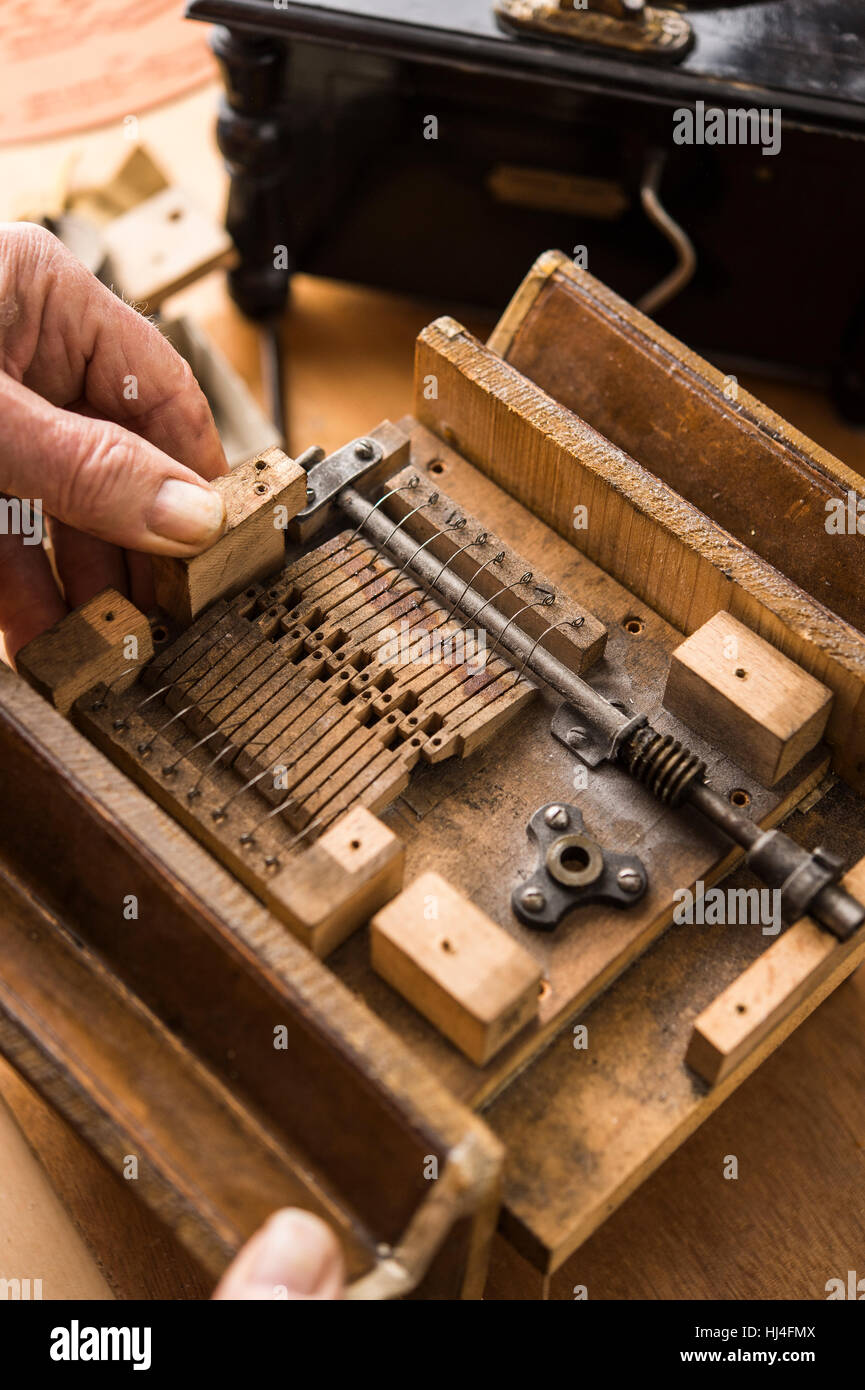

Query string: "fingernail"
[[249, 1210, 339, 1296], [149, 479, 225, 546]]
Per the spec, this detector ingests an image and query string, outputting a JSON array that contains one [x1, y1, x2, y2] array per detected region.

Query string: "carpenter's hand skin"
[[0, 222, 229, 663], [212, 1209, 345, 1301]]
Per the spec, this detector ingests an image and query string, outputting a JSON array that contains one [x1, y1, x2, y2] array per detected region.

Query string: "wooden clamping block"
[[663, 610, 833, 786], [266, 808, 404, 958], [152, 448, 307, 623], [686, 857, 865, 1086], [371, 871, 541, 1065], [16, 589, 153, 716]]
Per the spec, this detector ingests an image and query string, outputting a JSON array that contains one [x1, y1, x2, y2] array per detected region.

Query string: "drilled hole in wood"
[[735, 668, 748, 679], [623, 616, 644, 635], [167, 208, 183, 222], [736, 1003, 747, 1014], [350, 839, 361, 851], [254, 483, 268, 495], [730, 788, 751, 807], [440, 938, 456, 953], [104, 611, 115, 622], [428, 461, 445, 475], [538, 979, 551, 1001], [254, 460, 267, 471], [151, 626, 168, 644]]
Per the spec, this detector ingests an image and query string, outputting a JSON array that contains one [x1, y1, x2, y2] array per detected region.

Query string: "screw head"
[[566, 727, 587, 748], [354, 438, 375, 460], [521, 887, 547, 913], [544, 805, 569, 830], [617, 867, 643, 895], [305, 487, 316, 504]]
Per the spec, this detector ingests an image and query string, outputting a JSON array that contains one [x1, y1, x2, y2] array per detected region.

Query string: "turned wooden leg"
[[211, 26, 292, 323]]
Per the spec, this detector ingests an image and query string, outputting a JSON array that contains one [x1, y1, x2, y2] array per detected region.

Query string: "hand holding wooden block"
[[371, 871, 541, 1065], [152, 448, 307, 622], [663, 610, 832, 786]]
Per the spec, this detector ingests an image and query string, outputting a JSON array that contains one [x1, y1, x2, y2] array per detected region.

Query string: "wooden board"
[[0, 665, 503, 1298], [484, 782, 865, 1276], [488, 250, 865, 637], [415, 317, 865, 794]]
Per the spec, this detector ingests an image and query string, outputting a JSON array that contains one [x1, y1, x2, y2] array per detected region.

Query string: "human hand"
[[0, 222, 228, 662], [212, 1209, 345, 1301]]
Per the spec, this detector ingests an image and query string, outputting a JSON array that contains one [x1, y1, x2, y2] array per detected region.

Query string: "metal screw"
[[306, 487, 316, 504], [566, 727, 587, 748], [354, 438, 375, 460], [617, 867, 643, 894], [521, 887, 547, 913], [544, 805, 569, 830]]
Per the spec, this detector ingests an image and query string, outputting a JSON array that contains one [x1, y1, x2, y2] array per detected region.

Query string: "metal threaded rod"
[[337, 483, 865, 941]]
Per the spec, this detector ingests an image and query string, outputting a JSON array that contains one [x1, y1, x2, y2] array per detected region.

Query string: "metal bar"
[[337, 482, 865, 941]]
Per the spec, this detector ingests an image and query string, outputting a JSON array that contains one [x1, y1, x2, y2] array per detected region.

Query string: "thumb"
[[213, 1209, 345, 1301], [0, 373, 225, 557]]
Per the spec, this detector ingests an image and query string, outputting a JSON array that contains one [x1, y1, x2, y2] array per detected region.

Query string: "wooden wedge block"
[[371, 871, 541, 1065], [267, 809, 404, 959], [152, 448, 307, 623], [686, 857, 865, 1085], [16, 589, 153, 715], [663, 611, 832, 786]]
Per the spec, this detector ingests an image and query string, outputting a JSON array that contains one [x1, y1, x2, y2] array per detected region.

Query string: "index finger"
[[1, 223, 229, 482]]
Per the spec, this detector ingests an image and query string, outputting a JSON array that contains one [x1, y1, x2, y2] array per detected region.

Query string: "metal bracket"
[[512, 803, 648, 930], [551, 699, 646, 767], [288, 423, 411, 542], [494, 1, 693, 63]]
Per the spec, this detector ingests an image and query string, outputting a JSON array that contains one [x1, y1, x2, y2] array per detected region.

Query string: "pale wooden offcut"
[[687, 857, 865, 1085], [16, 588, 153, 715], [152, 447, 306, 622], [663, 611, 833, 786], [371, 871, 541, 1065]]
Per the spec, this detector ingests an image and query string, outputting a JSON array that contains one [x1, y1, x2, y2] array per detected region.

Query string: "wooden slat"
[[686, 858, 865, 1085]]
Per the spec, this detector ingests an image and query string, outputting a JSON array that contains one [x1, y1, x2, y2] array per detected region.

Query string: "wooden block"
[[686, 857, 865, 1086], [152, 448, 307, 623], [371, 871, 541, 1065], [663, 611, 832, 786], [16, 590, 153, 715], [267, 808, 404, 959], [101, 186, 234, 307]]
